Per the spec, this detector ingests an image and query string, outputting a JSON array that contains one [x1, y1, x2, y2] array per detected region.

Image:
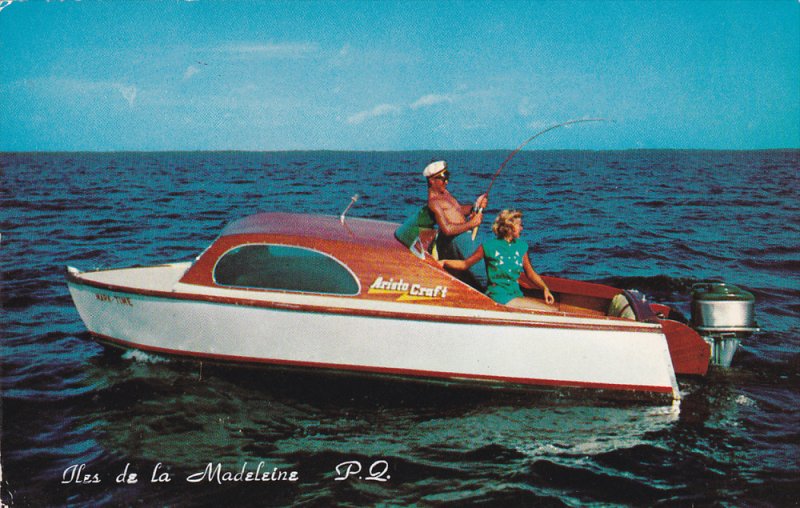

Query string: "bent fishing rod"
[[471, 118, 609, 239]]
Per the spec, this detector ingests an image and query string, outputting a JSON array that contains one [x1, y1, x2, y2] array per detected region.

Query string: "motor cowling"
[[691, 282, 758, 367]]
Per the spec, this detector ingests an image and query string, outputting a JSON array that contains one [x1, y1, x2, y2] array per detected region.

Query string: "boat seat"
[[507, 297, 556, 312], [395, 206, 438, 259], [607, 293, 636, 320]]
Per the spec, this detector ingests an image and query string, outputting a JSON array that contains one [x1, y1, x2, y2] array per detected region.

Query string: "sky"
[[0, 0, 798, 151]]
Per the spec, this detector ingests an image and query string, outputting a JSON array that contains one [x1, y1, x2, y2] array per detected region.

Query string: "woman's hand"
[[544, 288, 555, 305]]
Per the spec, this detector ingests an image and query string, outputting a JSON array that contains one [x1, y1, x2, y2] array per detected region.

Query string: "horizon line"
[[2, 147, 799, 155]]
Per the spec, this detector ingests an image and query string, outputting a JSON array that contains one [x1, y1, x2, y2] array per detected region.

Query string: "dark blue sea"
[[2, 150, 798, 506]]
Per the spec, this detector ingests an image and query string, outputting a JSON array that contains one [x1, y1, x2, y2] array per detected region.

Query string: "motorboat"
[[66, 212, 758, 403]]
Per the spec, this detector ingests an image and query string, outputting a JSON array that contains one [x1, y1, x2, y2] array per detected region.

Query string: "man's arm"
[[458, 193, 488, 216], [429, 200, 482, 236]]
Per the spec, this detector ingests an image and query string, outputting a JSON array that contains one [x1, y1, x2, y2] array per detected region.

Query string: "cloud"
[[183, 65, 200, 80], [517, 97, 533, 117], [346, 104, 401, 125], [327, 43, 353, 68], [410, 94, 455, 110], [33, 78, 139, 107], [218, 42, 319, 59], [347, 92, 457, 126], [345, 89, 475, 126], [526, 120, 551, 131], [117, 84, 137, 106]]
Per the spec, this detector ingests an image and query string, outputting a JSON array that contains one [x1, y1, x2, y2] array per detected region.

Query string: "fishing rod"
[[471, 118, 609, 239]]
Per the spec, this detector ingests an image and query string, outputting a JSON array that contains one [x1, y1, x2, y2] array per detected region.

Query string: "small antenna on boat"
[[340, 193, 359, 224]]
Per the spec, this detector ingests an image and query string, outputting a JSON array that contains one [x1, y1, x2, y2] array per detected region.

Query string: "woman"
[[439, 209, 555, 309]]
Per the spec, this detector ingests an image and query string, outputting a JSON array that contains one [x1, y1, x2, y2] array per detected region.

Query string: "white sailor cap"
[[423, 160, 448, 178]]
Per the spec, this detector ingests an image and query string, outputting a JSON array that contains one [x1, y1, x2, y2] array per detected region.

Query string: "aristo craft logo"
[[368, 276, 448, 301]]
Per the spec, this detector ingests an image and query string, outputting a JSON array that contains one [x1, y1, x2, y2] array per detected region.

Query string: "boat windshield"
[[213, 244, 360, 295]]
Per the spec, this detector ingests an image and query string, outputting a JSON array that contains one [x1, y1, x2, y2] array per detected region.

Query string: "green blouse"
[[482, 237, 528, 304]]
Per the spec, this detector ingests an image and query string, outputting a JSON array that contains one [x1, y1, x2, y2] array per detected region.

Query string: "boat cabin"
[[178, 212, 656, 321]]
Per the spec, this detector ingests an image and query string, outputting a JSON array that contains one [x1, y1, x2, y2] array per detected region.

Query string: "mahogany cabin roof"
[[178, 213, 499, 310], [220, 213, 401, 250]]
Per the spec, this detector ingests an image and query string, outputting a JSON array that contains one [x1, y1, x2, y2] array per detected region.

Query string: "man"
[[424, 160, 489, 290]]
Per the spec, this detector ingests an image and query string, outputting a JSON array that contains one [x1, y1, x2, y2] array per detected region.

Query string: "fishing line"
[[484, 118, 609, 196], [472, 118, 610, 239]]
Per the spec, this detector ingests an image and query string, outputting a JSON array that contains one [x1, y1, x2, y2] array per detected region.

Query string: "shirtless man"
[[424, 160, 489, 290]]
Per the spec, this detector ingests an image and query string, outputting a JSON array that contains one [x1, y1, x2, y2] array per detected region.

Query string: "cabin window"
[[213, 244, 360, 295]]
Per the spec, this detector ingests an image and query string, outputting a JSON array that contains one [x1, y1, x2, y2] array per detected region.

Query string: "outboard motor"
[[691, 282, 758, 367]]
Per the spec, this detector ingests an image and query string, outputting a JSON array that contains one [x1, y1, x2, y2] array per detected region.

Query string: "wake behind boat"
[[66, 212, 758, 403]]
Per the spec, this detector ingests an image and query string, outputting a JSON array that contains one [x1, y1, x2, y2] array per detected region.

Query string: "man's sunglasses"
[[433, 170, 450, 181]]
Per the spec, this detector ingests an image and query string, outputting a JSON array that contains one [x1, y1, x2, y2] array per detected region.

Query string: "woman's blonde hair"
[[492, 209, 522, 239]]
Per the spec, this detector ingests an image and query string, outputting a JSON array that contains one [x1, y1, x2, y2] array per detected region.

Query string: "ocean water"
[[2, 150, 798, 506]]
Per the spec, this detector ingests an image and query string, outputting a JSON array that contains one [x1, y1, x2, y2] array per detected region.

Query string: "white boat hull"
[[67, 267, 680, 401]]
